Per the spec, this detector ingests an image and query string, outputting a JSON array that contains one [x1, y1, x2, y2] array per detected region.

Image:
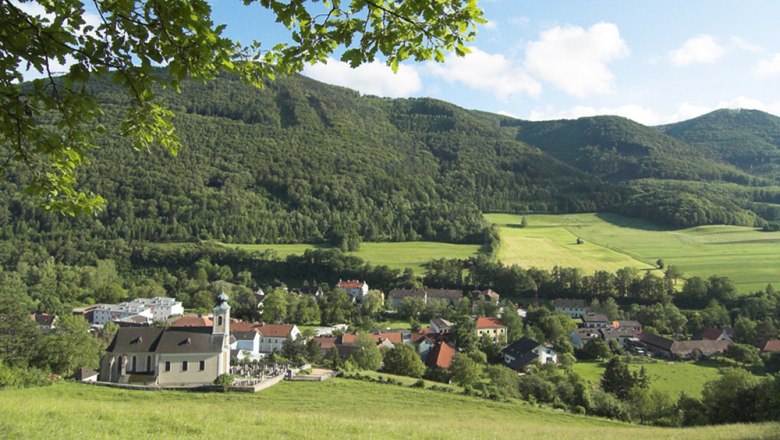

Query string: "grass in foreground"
[[572, 359, 729, 398], [1, 380, 778, 439], [486, 213, 780, 293], [217, 241, 482, 273]]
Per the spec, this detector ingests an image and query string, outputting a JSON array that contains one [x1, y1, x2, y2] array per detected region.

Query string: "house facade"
[[475, 317, 507, 343], [99, 293, 231, 386], [554, 298, 587, 318], [257, 324, 301, 354], [502, 337, 558, 372], [336, 280, 369, 301], [388, 289, 463, 308], [92, 297, 183, 325]]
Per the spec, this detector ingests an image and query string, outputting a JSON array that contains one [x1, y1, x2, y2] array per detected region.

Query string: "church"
[[99, 292, 232, 386]]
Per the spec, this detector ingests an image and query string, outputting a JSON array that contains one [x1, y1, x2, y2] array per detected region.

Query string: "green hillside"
[[661, 109, 780, 178], [1, 381, 778, 439], [487, 212, 780, 292]]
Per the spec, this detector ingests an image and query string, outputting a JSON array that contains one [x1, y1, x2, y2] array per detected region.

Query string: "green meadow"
[[218, 241, 483, 273], [486, 213, 780, 293], [1, 380, 778, 439], [571, 359, 728, 398]]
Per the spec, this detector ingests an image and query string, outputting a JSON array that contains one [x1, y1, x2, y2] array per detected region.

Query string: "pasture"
[[219, 241, 482, 273], [486, 213, 780, 293], [1, 380, 778, 439], [571, 359, 728, 398]]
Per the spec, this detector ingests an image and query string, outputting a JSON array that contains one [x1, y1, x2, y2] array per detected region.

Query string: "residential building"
[[29, 313, 58, 333], [502, 337, 558, 372], [388, 288, 463, 308], [692, 327, 734, 341], [761, 340, 780, 353], [581, 313, 610, 329], [613, 320, 643, 333], [638, 332, 730, 359], [425, 340, 457, 370], [99, 292, 232, 386], [296, 286, 324, 297], [429, 318, 454, 334], [257, 323, 301, 354], [570, 328, 601, 349], [336, 280, 369, 301], [92, 297, 183, 325], [472, 289, 500, 304], [554, 298, 587, 318], [475, 317, 507, 343]]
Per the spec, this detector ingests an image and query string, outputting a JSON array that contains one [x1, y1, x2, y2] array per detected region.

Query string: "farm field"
[[1, 380, 778, 439], [217, 241, 483, 273], [486, 213, 780, 293], [571, 359, 729, 398]]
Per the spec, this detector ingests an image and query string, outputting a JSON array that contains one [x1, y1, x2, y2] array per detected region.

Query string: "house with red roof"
[[425, 340, 457, 370], [336, 279, 369, 301], [475, 317, 507, 343], [761, 340, 780, 353], [257, 323, 301, 354]]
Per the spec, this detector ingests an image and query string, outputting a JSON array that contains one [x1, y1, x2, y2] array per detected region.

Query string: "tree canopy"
[[1, 0, 484, 214]]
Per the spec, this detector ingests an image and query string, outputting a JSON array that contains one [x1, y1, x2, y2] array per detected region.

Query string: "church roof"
[[106, 327, 225, 354]]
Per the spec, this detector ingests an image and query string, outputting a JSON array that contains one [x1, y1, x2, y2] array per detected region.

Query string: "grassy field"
[[218, 241, 482, 273], [486, 213, 780, 293], [1, 380, 778, 439], [572, 359, 728, 398]]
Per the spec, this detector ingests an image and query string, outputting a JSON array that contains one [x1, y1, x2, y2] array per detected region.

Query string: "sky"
[[17, 1, 780, 126], [211, 0, 780, 125]]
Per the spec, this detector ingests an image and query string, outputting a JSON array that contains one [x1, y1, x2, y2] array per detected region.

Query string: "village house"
[[388, 288, 463, 308], [475, 317, 507, 343], [613, 320, 643, 333], [692, 327, 734, 341], [257, 323, 301, 354], [471, 289, 500, 304], [29, 313, 58, 333], [92, 297, 184, 325], [502, 337, 558, 372], [570, 328, 601, 349], [336, 280, 369, 301], [761, 340, 780, 353], [295, 286, 324, 298], [99, 292, 232, 386], [581, 313, 611, 329], [554, 298, 587, 318], [638, 332, 730, 359], [429, 317, 454, 334], [424, 340, 457, 371]]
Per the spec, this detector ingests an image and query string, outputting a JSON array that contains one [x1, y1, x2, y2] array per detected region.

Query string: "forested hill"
[[660, 109, 780, 178], [3, 71, 780, 246]]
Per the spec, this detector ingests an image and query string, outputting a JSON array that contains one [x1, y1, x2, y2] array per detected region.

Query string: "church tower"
[[212, 291, 230, 335], [213, 291, 231, 375]]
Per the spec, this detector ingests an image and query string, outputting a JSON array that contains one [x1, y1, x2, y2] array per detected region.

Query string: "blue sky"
[[211, 0, 780, 125]]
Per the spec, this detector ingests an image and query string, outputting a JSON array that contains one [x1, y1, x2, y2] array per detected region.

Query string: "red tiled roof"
[[336, 280, 366, 289], [231, 320, 262, 332], [258, 324, 295, 338], [170, 315, 213, 327], [762, 340, 780, 352], [314, 336, 336, 349], [426, 341, 456, 369], [475, 317, 505, 329], [411, 327, 434, 342], [698, 328, 724, 341]]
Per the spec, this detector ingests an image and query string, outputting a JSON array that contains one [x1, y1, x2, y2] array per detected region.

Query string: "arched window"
[[218, 316, 223, 326]]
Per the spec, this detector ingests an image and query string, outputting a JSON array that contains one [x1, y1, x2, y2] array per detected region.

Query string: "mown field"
[[572, 359, 729, 398], [1, 380, 778, 439], [217, 241, 483, 274], [486, 213, 780, 293]]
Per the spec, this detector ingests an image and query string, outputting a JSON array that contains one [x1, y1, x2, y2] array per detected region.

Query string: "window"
[[218, 316, 223, 326], [131, 356, 137, 372], [199, 360, 205, 371], [164, 361, 171, 372], [182, 361, 188, 372], [146, 356, 152, 372]]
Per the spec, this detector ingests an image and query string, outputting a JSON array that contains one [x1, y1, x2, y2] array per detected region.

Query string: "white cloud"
[[753, 53, 780, 77], [668, 35, 725, 66], [426, 47, 541, 100], [730, 37, 764, 53], [303, 58, 422, 98], [482, 19, 498, 30], [523, 22, 629, 98]]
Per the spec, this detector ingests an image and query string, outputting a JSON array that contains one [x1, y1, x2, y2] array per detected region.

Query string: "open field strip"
[[571, 360, 729, 398], [486, 213, 780, 293], [1, 381, 778, 439], [217, 241, 483, 273]]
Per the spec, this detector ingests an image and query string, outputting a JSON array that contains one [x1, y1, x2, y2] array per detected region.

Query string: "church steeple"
[[212, 291, 230, 335]]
